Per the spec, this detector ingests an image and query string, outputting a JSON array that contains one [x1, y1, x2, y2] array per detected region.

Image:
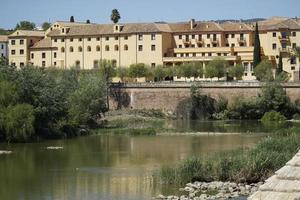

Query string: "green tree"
[[205, 59, 227, 80], [0, 80, 18, 107], [276, 53, 283, 75], [228, 64, 244, 80], [15, 21, 36, 30], [68, 75, 106, 126], [3, 104, 35, 142], [253, 22, 262, 68], [191, 62, 204, 79], [111, 9, 121, 24], [254, 60, 273, 81], [152, 65, 166, 81], [116, 67, 128, 82], [70, 16, 75, 22], [42, 22, 51, 31], [128, 63, 148, 79]]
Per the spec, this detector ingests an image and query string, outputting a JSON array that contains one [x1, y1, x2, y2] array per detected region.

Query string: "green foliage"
[[261, 111, 286, 125], [254, 60, 274, 81], [70, 16, 75, 22], [128, 63, 149, 78], [111, 9, 121, 24], [276, 54, 283, 75], [0, 28, 13, 35], [205, 59, 228, 79], [99, 59, 117, 81], [15, 21, 36, 30], [3, 104, 35, 142], [152, 65, 166, 81], [68, 74, 107, 126], [227, 97, 262, 120], [0, 80, 18, 107], [42, 22, 51, 31], [116, 67, 128, 81], [228, 64, 244, 80], [253, 22, 261, 68]]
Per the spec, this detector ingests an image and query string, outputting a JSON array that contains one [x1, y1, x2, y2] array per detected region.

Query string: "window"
[[75, 61, 80, 69], [42, 61, 46, 67], [207, 44, 211, 48], [178, 45, 182, 48], [94, 60, 99, 69], [11, 50, 15, 55], [42, 52, 46, 58], [208, 53, 212, 56], [217, 53, 221, 56], [178, 35, 182, 39], [198, 34, 202, 40], [225, 34, 229, 38], [11, 40, 15, 45], [31, 53, 34, 59], [96, 46, 100, 51], [191, 35, 195, 39], [193, 53, 196, 57], [69, 47, 74, 52], [272, 43, 277, 50], [105, 37, 109, 41], [138, 45, 143, 51], [291, 66, 295, 70], [20, 62, 24, 67], [54, 62, 56, 66], [151, 63, 156, 67], [293, 43, 297, 49], [273, 32, 276, 37], [61, 47, 65, 53], [1, 44, 3, 49], [87, 37, 91, 41], [226, 43, 229, 47], [115, 36, 118, 40], [240, 33, 244, 39], [151, 45, 156, 51], [138, 35, 143, 41], [70, 38, 73, 42], [151, 34, 156, 40], [213, 43, 218, 47], [191, 44, 195, 48], [292, 32, 296, 37], [78, 46, 82, 52], [97, 37, 100, 41], [124, 45, 128, 51], [291, 56, 296, 64], [79, 38, 82, 42], [231, 43, 235, 47], [54, 52, 57, 58], [231, 34, 235, 38], [20, 49, 24, 55], [54, 39, 57, 43], [61, 39, 65, 42], [114, 45, 119, 51], [87, 46, 91, 52], [198, 44, 203, 48], [105, 45, 109, 51], [20, 39, 24, 45], [207, 34, 210, 39]]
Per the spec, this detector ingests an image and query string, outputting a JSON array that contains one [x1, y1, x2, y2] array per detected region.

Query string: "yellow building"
[[7, 17, 300, 81]]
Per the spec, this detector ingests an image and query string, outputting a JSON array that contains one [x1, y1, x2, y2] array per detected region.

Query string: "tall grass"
[[160, 127, 300, 184]]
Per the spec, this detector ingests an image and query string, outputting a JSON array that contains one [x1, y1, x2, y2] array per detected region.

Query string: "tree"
[[205, 59, 227, 80], [70, 16, 75, 23], [86, 19, 91, 24], [15, 21, 36, 30], [276, 53, 283, 75], [116, 67, 128, 82], [111, 9, 121, 24], [0, 80, 18, 107], [42, 22, 51, 31], [228, 64, 244, 80], [128, 63, 148, 79], [253, 22, 262, 68], [152, 65, 166, 81], [254, 60, 274, 81]]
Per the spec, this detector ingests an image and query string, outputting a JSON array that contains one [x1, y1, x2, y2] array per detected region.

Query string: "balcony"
[[278, 35, 290, 42], [182, 39, 191, 45], [196, 38, 204, 45], [163, 55, 238, 63], [173, 47, 232, 54], [279, 47, 290, 53], [237, 38, 246, 45], [210, 38, 219, 44]]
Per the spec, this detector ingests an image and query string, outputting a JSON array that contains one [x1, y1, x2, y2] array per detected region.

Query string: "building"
[[7, 17, 300, 81], [0, 35, 8, 59]]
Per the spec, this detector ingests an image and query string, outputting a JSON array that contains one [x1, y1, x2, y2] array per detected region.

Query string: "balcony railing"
[[278, 35, 290, 41], [182, 39, 191, 44], [237, 38, 246, 44], [196, 39, 204, 44], [210, 38, 219, 44], [279, 47, 291, 53]]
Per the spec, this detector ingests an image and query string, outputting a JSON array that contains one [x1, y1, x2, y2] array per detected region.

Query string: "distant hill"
[[215, 18, 266, 24], [0, 28, 13, 35]]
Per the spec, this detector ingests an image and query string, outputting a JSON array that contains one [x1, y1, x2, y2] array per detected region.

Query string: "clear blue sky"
[[1, 0, 300, 29]]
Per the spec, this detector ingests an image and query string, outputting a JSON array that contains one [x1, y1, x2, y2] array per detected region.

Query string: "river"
[[0, 120, 281, 200]]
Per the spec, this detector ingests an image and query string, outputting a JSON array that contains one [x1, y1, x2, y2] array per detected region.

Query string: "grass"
[[159, 127, 300, 185]]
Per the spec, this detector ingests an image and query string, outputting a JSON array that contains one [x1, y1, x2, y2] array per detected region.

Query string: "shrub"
[[261, 111, 286, 124]]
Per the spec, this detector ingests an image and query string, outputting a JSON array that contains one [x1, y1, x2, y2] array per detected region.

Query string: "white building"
[[0, 35, 8, 59]]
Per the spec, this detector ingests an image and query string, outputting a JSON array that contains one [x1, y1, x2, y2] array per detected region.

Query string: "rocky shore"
[[155, 181, 263, 200]]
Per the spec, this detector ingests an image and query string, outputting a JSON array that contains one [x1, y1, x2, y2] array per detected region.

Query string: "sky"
[[1, 0, 300, 29]]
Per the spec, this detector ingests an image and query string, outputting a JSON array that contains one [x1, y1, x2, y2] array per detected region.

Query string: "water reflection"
[[0, 121, 271, 200]]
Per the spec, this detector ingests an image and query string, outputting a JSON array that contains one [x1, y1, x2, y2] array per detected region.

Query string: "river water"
[[0, 120, 276, 200]]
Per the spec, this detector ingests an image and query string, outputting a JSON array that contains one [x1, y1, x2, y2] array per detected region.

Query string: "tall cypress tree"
[[70, 16, 75, 23], [253, 22, 261, 68], [276, 53, 283, 75]]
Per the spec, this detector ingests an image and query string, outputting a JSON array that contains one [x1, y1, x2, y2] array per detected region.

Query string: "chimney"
[[190, 19, 195, 30]]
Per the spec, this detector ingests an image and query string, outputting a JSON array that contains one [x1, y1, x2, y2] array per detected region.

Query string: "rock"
[[156, 194, 166, 199], [0, 150, 12, 155], [46, 146, 63, 150]]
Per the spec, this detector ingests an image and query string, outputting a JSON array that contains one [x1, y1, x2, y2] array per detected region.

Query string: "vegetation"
[[253, 22, 261, 68], [42, 22, 51, 31], [15, 21, 36, 30], [70, 16, 75, 23], [254, 60, 274, 81], [228, 64, 244, 80], [261, 111, 286, 125], [128, 63, 149, 79], [111, 9, 121, 24], [205, 59, 228, 80], [160, 127, 300, 184], [0, 64, 108, 142]]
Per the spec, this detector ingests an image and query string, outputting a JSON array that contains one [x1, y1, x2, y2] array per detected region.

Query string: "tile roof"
[[30, 37, 53, 49], [248, 150, 300, 200], [220, 21, 253, 31], [169, 21, 224, 33], [0, 35, 8, 42], [9, 30, 45, 37]]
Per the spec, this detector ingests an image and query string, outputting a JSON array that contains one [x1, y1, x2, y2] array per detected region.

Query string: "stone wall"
[[109, 82, 300, 112]]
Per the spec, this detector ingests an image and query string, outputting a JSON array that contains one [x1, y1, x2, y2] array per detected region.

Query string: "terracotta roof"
[[169, 21, 224, 33], [0, 35, 8, 42], [56, 21, 96, 27], [257, 17, 300, 30], [248, 150, 300, 200], [30, 37, 52, 49], [221, 22, 253, 31], [9, 30, 45, 38]]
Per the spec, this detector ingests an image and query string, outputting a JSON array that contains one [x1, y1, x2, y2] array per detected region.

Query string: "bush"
[[254, 60, 274, 81], [261, 111, 286, 124], [3, 104, 35, 142]]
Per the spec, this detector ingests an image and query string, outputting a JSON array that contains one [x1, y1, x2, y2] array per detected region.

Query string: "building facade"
[[7, 17, 300, 81], [0, 35, 8, 59]]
